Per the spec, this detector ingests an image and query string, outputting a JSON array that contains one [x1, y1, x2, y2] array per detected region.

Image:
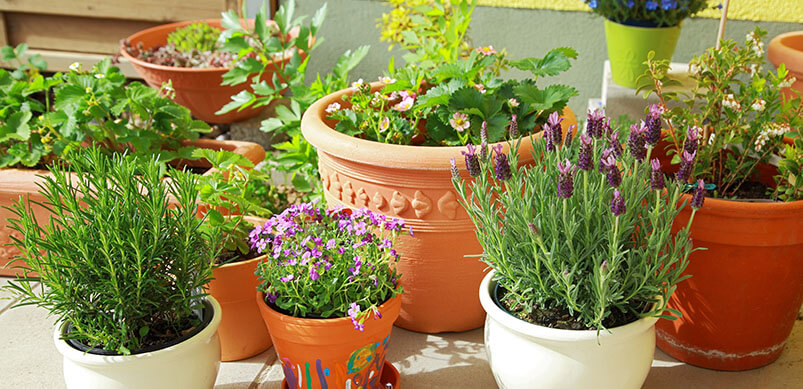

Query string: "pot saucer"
[[281, 360, 400, 388]]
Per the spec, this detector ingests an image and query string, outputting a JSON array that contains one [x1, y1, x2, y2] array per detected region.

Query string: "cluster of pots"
[[1, 17, 802, 389]]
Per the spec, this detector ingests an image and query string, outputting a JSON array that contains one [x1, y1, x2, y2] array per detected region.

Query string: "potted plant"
[[296, 0, 578, 333], [0, 53, 264, 276], [452, 108, 703, 388], [642, 28, 803, 370], [768, 30, 803, 98], [2, 148, 225, 388], [584, 0, 710, 88], [120, 0, 322, 123], [250, 203, 405, 388]]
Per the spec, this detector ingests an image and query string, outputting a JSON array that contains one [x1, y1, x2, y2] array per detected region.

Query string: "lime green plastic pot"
[[604, 19, 681, 88]]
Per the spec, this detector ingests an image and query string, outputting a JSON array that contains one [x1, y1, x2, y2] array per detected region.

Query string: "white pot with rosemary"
[[2, 148, 225, 389], [452, 110, 704, 388]]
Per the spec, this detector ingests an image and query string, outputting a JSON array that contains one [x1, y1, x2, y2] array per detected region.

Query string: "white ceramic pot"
[[479, 271, 657, 389], [54, 296, 222, 389]]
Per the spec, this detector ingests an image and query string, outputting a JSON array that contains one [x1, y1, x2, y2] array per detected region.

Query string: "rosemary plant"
[[3, 148, 221, 354], [452, 110, 703, 332]]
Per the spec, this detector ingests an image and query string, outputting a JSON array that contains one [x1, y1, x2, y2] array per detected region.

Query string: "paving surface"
[[1, 276, 801, 388]]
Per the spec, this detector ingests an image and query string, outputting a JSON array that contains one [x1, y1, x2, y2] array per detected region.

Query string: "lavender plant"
[[585, 0, 710, 27], [251, 203, 406, 330], [640, 28, 803, 200], [452, 109, 703, 332]]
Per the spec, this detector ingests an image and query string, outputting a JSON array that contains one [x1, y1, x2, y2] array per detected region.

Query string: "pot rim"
[[119, 18, 298, 74], [54, 295, 222, 364], [300, 82, 576, 170], [256, 290, 401, 328], [479, 270, 658, 343], [676, 190, 803, 215], [603, 18, 683, 30], [768, 31, 803, 66]]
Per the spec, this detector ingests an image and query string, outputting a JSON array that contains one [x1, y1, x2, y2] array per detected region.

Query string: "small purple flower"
[[348, 303, 364, 332], [462, 144, 481, 177], [603, 155, 621, 187], [349, 256, 362, 277], [557, 159, 575, 199], [309, 267, 320, 281], [650, 159, 665, 190], [609, 131, 623, 159], [586, 108, 606, 138], [599, 148, 613, 173], [509, 114, 518, 138], [577, 133, 594, 171], [266, 293, 277, 304], [645, 105, 662, 146], [564, 124, 576, 148], [628, 121, 647, 161], [280, 274, 294, 282], [493, 144, 512, 181], [611, 189, 626, 216], [675, 149, 696, 183], [646, 1, 658, 11], [547, 111, 564, 149], [684, 126, 700, 155], [450, 158, 460, 180], [691, 179, 706, 209], [372, 306, 382, 320]]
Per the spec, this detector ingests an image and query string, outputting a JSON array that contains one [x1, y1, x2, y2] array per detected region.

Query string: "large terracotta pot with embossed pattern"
[[301, 84, 577, 333]]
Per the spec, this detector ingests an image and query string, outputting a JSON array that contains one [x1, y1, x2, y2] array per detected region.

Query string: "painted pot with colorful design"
[[257, 291, 401, 389], [300, 83, 577, 333]]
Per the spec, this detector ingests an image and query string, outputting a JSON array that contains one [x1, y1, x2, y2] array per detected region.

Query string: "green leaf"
[[509, 47, 578, 78], [449, 86, 485, 114], [0, 111, 32, 141], [216, 90, 256, 114], [221, 10, 243, 31], [261, 117, 284, 133], [0, 46, 15, 61], [291, 173, 312, 192], [514, 83, 577, 111], [333, 46, 370, 80]]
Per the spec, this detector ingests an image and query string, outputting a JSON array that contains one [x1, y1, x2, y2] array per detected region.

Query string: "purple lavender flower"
[[557, 159, 575, 199], [509, 114, 518, 138], [628, 121, 647, 161], [645, 105, 663, 146], [586, 108, 606, 138], [609, 131, 623, 158], [602, 155, 621, 187], [493, 144, 512, 181], [544, 123, 556, 152], [600, 260, 608, 275], [450, 157, 460, 180], [598, 148, 613, 173], [564, 124, 576, 148], [691, 179, 706, 209], [601, 118, 612, 139], [548, 111, 564, 147], [650, 159, 665, 190], [675, 149, 696, 183], [577, 133, 594, 171], [684, 126, 700, 154], [462, 144, 481, 177], [611, 189, 626, 216]]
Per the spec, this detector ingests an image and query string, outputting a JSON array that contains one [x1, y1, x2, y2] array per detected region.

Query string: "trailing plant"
[[329, 46, 578, 146], [3, 147, 222, 354], [453, 109, 702, 332], [0, 51, 209, 169], [168, 22, 222, 53], [251, 203, 406, 330], [378, 0, 476, 70], [640, 27, 803, 200], [584, 0, 710, 27]]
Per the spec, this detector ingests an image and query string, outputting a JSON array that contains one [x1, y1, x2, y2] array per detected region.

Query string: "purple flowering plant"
[[452, 108, 703, 332], [584, 0, 710, 27], [251, 202, 405, 331], [641, 28, 802, 200]]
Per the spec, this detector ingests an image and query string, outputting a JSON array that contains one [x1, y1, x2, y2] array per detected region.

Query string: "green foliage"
[[583, 0, 711, 28], [167, 22, 222, 53], [2, 148, 221, 354], [640, 28, 803, 200], [453, 125, 698, 332], [774, 138, 803, 201], [0, 49, 209, 169]]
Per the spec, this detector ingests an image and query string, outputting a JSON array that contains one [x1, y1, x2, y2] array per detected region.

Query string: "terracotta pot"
[[206, 216, 272, 362], [120, 19, 294, 124], [0, 139, 265, 277], [300, 83, 577, 333], [257, 291, 401, 389], [768, 31, 803, 99], [652, 143, 803, 370]]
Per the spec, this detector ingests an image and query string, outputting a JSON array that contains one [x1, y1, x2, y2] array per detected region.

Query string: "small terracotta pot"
[[300, 82, 577, 333], [206, 216, 272, 362], [120, 19, 293, 124], [652, 143, 803, 370], [257, 291, 401, 389], [768, 31, 803, 99], [0, 139, 265, 277]]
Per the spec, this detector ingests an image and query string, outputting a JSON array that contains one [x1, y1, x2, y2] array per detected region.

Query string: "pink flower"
[[473, 84, 486, 94], [325, 102, 341, 114], [449, 112, 470, 132], [477, 45, 497, 56], [393, 96, 414, 112], [379, 116, 390, 132], [508, 98, 519, 107], [379, 76, 396, 84]]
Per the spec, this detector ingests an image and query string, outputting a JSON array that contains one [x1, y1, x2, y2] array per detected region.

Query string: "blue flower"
[[661, 0, 677, 10], [588, 0, 598, 8], [646, 1, 659, 10], [626, 0, 635, 8]]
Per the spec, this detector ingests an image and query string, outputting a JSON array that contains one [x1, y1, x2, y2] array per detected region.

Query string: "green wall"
[[284, 0, 801, 117]]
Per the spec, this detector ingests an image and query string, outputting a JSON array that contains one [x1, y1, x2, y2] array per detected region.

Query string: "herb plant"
[[640, 28, 802, 200], [251, 203, 406, 331], [0, 52, 209, 169], [452, 109, 702, 332], [584, 0, 710, 27], [3, 148, 221, 354], [168, 22, 222, 53]]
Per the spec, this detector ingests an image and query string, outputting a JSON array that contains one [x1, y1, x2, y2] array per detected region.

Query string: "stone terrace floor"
[[1, 277, 801, 388]]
